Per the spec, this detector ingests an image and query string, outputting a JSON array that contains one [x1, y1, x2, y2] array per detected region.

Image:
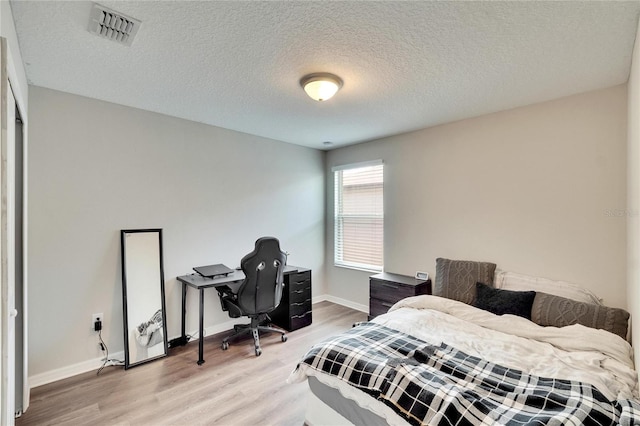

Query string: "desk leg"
[[181, 282, 187, 341], [197, 288, 205, 365]]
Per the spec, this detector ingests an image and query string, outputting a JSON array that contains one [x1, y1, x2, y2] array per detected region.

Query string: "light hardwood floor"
[[17, 301, 366, 426]]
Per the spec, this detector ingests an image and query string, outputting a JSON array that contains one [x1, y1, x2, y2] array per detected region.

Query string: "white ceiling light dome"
[[300, 73, 343, 102]]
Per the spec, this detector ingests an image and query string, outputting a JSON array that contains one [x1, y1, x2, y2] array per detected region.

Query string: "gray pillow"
[[531, 292, 629, 339], [434, 258, 497, 305]]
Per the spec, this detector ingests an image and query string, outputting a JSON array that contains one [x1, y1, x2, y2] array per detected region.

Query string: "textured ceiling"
[[9, 1, 640, 150]]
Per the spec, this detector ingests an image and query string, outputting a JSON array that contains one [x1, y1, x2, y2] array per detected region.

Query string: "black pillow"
[[474, 282, 536, 320]]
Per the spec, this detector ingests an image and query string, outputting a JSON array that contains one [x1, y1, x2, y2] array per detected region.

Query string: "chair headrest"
[[241, 237, 286, 271]]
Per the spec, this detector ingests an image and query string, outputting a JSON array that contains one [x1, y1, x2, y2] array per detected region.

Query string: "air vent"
[[88, 3, 141, 46]]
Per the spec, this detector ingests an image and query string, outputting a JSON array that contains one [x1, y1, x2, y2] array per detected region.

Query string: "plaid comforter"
[[298, 322, 640, 426]]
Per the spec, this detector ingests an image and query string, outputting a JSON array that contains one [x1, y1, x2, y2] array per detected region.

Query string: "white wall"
[[327, 85, 628, 310], [27, 86, 325, 379], [628, 20, 640, 370]]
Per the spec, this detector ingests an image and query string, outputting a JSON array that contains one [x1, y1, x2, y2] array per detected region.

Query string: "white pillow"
[[494, 270, 603, 305]]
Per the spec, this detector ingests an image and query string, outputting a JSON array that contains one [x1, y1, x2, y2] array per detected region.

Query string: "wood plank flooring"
[[17, 301, 366, 426]]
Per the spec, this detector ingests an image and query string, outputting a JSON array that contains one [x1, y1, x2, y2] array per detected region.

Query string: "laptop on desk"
[[193, 263, 235, 278]]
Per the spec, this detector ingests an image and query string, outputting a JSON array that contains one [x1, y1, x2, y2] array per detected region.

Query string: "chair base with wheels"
[[221, 313, 287, 356]]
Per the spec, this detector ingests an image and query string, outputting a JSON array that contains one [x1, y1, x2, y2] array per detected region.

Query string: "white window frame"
[[332, 160, 384, 272]]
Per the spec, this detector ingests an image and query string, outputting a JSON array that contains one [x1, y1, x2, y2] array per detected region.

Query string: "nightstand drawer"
[[290, 311, 312, 330], [370, 279, 416, 302], [290, 299, 311, 316], [289, 286, 311, 303], [369, 297, 396, 318], [289, 277, 311, 293], [289, 271, 311, 286]]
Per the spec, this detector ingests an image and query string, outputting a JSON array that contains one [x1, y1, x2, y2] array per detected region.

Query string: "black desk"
[[176, 270, 245, 365], [176, 265, 306, 365]]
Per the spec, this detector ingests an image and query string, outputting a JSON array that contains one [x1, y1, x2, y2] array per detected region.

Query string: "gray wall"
[[326, 85, 628, 310], [28, 86, 325, 377], [28, 83, 629, 380]]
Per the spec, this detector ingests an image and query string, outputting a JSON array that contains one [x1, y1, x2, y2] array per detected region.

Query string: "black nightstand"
[[369, 272, 431, 320]]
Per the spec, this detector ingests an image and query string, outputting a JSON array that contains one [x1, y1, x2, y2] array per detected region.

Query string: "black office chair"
[[217, 237, 288, 356]]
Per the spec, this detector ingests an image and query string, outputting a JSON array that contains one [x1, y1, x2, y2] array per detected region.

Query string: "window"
[[333, 161, 383, 271]]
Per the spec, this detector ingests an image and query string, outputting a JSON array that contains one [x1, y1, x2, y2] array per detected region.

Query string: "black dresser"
[[369, 272, 431, 320], [271, 268, 312, 331]]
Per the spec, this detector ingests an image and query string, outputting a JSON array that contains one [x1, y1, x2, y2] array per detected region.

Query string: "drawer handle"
[[381, 283, 399, 289], [292, 301, 310, 307], [381, 302, 393, 308], [291, 312, 311, 319], [293, 290, 307, 294]]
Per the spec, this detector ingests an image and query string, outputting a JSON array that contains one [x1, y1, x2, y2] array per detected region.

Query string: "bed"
[[288, 259, 640, 425]]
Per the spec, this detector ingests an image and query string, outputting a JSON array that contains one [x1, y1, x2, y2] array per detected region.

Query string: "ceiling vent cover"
[[88, 3, 141, 46]]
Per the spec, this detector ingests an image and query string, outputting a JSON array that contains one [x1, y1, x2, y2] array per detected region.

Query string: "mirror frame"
[[120, 228, 168, 369]]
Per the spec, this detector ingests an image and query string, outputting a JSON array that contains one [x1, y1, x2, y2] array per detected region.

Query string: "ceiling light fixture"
[[300, 73, 343, 102]]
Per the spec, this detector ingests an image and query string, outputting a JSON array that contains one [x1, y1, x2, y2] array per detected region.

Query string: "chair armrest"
[[217, 285, 244, 317]]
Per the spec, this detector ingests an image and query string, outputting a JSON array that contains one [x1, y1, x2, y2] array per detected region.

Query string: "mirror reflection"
[[121, 229, 168, 368]]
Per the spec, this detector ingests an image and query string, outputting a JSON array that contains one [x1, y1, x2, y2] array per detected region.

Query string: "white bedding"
[[289, 295, 639, 425], [381, 295, 637, 400]]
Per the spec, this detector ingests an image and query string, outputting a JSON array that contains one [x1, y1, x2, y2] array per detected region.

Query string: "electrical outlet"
[[92, 313, 103, 331]]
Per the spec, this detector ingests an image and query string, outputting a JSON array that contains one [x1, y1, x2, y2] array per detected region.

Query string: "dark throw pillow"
[[434, 258, 497, 305], [474, 282, 536, 320]]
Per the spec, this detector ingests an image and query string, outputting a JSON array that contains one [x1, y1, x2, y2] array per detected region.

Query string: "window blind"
[[333, 161, 383, 271]]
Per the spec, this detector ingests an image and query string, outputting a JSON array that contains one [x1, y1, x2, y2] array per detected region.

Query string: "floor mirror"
[[120, 228, 168, 369]]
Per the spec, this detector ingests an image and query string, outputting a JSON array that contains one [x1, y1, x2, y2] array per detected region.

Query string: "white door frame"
[[0, 34, 25, 425], [0, 36, 15, 426]]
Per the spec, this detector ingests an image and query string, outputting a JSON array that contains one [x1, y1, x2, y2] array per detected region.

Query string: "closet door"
[[0, 36, 17, 426]]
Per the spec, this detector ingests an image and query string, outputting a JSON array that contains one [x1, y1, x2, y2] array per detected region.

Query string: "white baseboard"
[[30, 298, 366, 388], [313, 294, 368, 313], [29, 350, 125, 389], [312, 294, 330, 304], [28, 318, 247, 389]]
